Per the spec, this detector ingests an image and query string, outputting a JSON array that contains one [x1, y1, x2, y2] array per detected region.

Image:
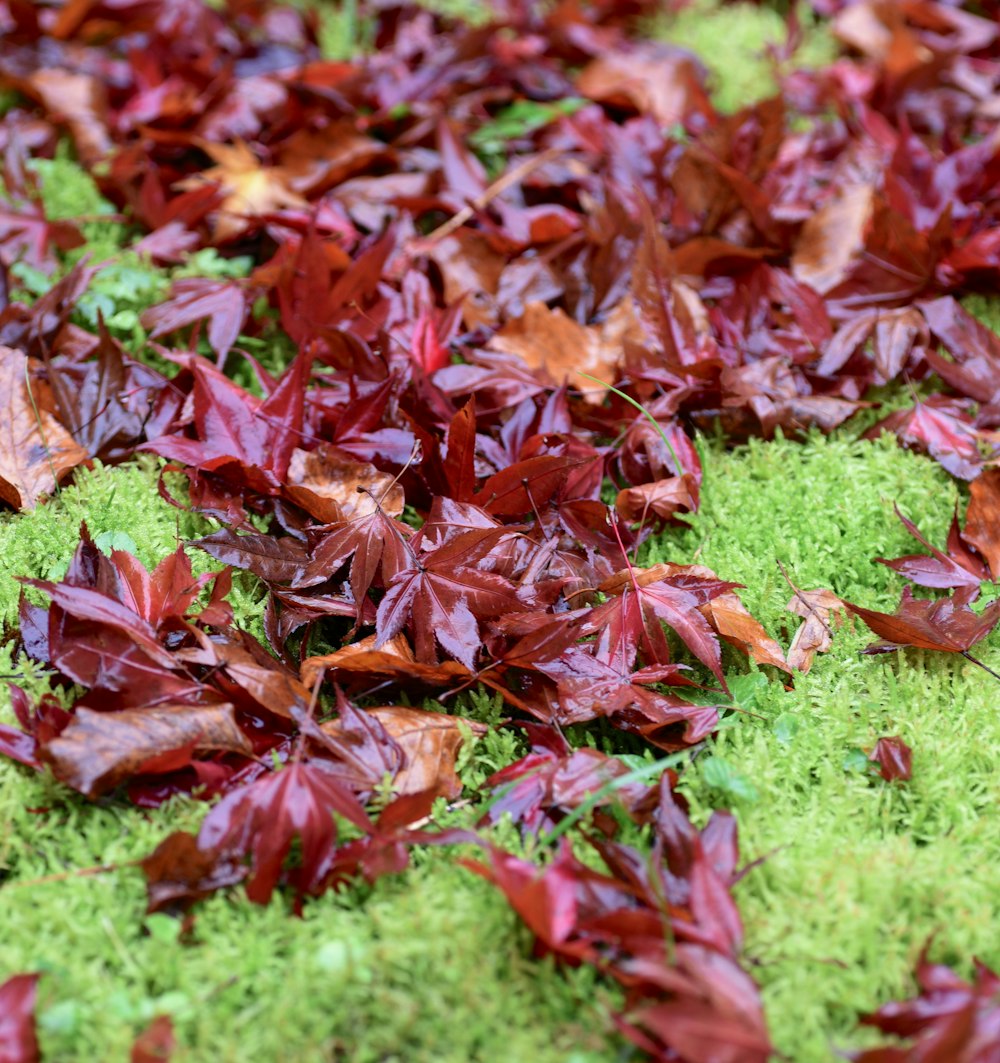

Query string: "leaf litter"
[[1, 0, 1000, 1059]]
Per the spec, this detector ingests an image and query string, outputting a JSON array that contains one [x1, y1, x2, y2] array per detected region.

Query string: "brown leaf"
[[615, 475, 698, 524], [41, 704, 252, 798], [577, 42, 711, 127], [426, 232, 506, 331], [323, 706, 486, 799], [25, 70, 112, 164], [786, 588, 846, 673], [0, 347, 87, 510], [487, 299, 640, 402], [834, 1, 932, 79], [283, 449, 405, 522], [791, 185, 874, 295], [597, 563, 676, 596], [963, 469, 1000, 579], [301, 646, 471, 693], [702, 595, 789, 673]]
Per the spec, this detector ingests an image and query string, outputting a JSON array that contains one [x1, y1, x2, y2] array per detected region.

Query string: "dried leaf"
[[283, 449, 404, 522], [786, 588, 845, 674], [0, 347, 87, 510], [323, 706, 486, 800], [42, 704, 253, 798]]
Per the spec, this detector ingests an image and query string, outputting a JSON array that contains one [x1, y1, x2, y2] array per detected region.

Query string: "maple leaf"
[[141, 352, 309, 489], [300, 636, 473, 698], [41, 703, 253, 798], [0, 972, 40, 1063], [530, 648, 720, 750], [863, 398, 986, 481], [45, 323, 168, 463], [23, 68, 112, 164], [0, 346, 87, 510], [875, 504, 987, 592], [963, 470, 1000, 581], [486, 300, 641, 402], [302, 505, 415, 604], [483, 733, 657, 834], [920, 296, 1000, 406], [584, 564, 736, 686], [177, 140, 306, 242], [146, 761, 373, 907], [140, 277, 249, 361], [576, 41, 712, 128], [375, 538, 521, 670], [321, 705, 486, 800], [0, 199, 84, 272], [282, 449, 404, 524], [785, 585, 846, 674], [844, 586, 1000, 662], [854, 952, 1000, 1063]]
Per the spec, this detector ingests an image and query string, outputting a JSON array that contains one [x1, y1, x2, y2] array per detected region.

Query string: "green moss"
[[654, 1, 839, 113], [644, 430, 959, 629], [962, 292, 1000, 333], [0, 761, 620, 1063], [0, 459, 268, 644], [643, 432, 999, 1060]]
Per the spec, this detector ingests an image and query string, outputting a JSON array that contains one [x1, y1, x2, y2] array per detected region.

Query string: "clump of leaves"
[[852, 951, 1000, 1062]]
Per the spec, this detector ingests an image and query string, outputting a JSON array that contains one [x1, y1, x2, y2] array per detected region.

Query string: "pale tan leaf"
[[0, 347, 87, 510], [283, 449, 404, 522]]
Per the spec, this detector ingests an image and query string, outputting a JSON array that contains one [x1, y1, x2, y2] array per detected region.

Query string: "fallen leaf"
[[791, 185, 875, 295], [41, 704, 253, 798], [323, 705, 486, 799], [786, 587, 845, 673], [854, 951, 1000, 1062], [963, 469, 1000, 580], [131, 1015, 175, 1063], [845, 586, 1000, 655], [868, 736, 913, 782], [283, 449, 404, 522], [0, 347, 87, 510], [177, 140, 305, 241], [487, 300, 640, 402], [0, 973, 40, 1063], [577, 41, 711, 127]]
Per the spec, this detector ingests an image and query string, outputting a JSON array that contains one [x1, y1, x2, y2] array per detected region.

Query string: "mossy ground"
[[2, 5, 999, 1063], [647, 433, 1000, 1060], [653, 1, 838, 113]]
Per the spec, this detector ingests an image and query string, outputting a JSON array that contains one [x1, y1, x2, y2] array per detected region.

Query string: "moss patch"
[[0, 766, 619, 1063], [654, 0, 839, 113], [643, 432, 999, 1061], [0, 459, 266, 641]]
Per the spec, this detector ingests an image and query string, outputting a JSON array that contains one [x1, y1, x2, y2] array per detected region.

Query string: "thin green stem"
[[538, 753, 688, 847], [577, 372, 683, 475]]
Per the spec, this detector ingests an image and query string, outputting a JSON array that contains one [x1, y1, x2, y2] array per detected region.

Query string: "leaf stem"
[[960, 650, 1000, 684], [577, 372, 683, 475]]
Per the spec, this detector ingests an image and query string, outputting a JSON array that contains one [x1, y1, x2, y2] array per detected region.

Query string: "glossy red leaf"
[[844, 587, 1000, 655], [868, 736, 913, 782]]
